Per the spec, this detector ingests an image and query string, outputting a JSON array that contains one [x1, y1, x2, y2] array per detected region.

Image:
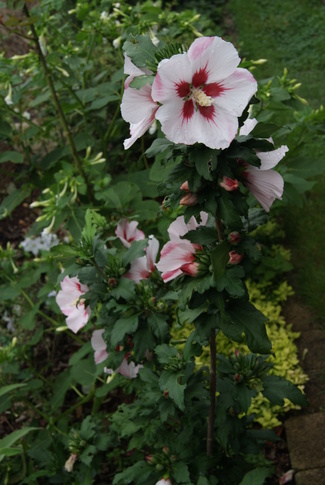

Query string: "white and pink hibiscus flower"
[[239, 118, 288, 212], [151, 36, 257, 149], [91, 329, 143, 378], [56, 276, 91, 333], [156, 212, 209, 282], [125, 235, 159, 283], [120, 55, 158, 149], [115, 218, 145, 248], [156, 479, 172, 485]]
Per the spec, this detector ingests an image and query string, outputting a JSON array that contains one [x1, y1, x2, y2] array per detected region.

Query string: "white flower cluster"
[[21, 231, 59, 256]]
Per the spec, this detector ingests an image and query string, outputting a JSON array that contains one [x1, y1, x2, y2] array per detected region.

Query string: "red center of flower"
[[175, 66, 225, 122]]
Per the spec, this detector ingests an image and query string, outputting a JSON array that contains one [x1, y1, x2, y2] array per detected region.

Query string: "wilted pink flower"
[[115, 219, 145, 248], [239, 118, 288, 212], [156, 212, 208, 282], [228, 250, 244, 265], [56, 276, 91, 333], [91, 329, 109, 364], [125, 235, 159, 283], [120, 55, 158, 149], [156, 479, 172, 485], [64, 453, 78, 472], [219, 176, 239, 192], [151, 36, 257, 149]]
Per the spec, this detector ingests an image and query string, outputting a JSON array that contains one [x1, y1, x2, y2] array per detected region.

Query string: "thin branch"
[[207, 328, 216, 456]]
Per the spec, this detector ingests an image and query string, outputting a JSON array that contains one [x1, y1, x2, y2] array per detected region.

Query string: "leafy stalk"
[[22, 2, 94, 203]]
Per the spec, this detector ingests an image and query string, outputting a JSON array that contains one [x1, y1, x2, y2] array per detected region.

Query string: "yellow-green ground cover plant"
[[0, 1, 322, 484]]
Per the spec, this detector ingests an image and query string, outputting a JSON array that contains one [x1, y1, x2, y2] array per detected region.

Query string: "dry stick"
[[23, 3, 94, 203], [207, 213, 223, 456]]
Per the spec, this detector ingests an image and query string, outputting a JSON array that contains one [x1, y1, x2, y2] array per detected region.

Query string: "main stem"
[[23, 3, 94, 203], [206, 213, 223, 456], [207, 328, 217, 456]]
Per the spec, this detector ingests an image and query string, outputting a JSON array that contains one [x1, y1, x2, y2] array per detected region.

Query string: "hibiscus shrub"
[[0, 1, 315, 484]]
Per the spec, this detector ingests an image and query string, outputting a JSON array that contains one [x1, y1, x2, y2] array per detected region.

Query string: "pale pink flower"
[[156, 479, 172, 485], [151, 36, 257, 149], [239, 118, 288, 212], [219, 176, 239, 192], [56, 276, 91, 333], [125, 235, 159, 283], [105, 354, 143, 379], [156, 212, 208, 282], [91, 329, 109, 364], [115, 219, 145, 248], [120, 55, 158, 149], [179, 192, 198, 206]]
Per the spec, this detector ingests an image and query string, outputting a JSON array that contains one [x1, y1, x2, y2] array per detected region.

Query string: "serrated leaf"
[[123, 34, 157, 69], [227, 300, 271, 354], [218, 196, 243, 229], [146, 138, 174, 158], [159, 370, 186, 410], [111, 315, 139, 346], [129, 75, 155, 89], [189, 147, 215, 180], [122, 239, 147, 266], [184, 227, 219, 245], [262, 375, 308, 406], [155, 344, 178, 364], [173, 461, 191, 482]]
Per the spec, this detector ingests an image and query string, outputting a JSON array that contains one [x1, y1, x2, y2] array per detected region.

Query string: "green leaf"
[[262, 375, 308, 406], [251, 122, 279, 138], [223, 266, 246, 297], [0, 383, 26, 398], [129, 75, 155, 89], [210, 241, 231, 282], [110, 278, 135, 300], [155, 344, 179, 364], [238, 467, 273, 485], [227, 300, 271, 354], [218, 196, 243, 229], [0, 186, 32, 220], [246, 208, 269, 231], [122, 239, 147, 266], [111, 315, 139, 346], [146, 138, 174, 158], [0, 151, 23, 164], [70, 358, 97, 387], [173, 461, 191, 482], [0, 427, 39, 462], [159, 370, 186, 410], [189, 147, 217, 180], [123, 34, 158, 69], [184, 227, 220, 245], [113, 461, 152, 484], [89, 94, 119, 110]]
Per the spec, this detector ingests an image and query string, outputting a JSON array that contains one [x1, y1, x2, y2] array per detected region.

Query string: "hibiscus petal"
[[188, 36, 240, 83], [245, 168, 284, 212], [213, 68, 257, 116], [151, 55, 194, 102], [256, 145, 289, 170], [156, 240, 195, 272], [123, 112, 156, 149], [121, 84, 157, 124]]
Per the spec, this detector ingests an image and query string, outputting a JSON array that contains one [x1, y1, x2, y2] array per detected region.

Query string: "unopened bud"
[[180, 193, 198, 207], [228, 250, 244, 265], [219, 176, 239, 192], [163, 390, 169, 398], [180, 181, 190, 192], [228, 231, 241, 245]]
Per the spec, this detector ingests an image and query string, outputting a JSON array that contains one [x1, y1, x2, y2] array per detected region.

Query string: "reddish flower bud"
[[180, 192, 198, 207], [145, 454, 154, 464], [180, 180, 190, 192], [234, 373, 241, 382], [228, 231, 241, 245], [228, 250, 244, 265], [163, 390, 169, 398], [219, 176, 239, 192]]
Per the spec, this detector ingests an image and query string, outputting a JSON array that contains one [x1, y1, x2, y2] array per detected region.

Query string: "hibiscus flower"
[[239, 118, 288, 212], [115, 218, 145, 248], [125, 235, 159, 283], [91, 330, 143, 378], [56, 276, 91, 333], [120, 55, 158, 149], [151, 36, 257, 149], [156, 212, 208, 282]]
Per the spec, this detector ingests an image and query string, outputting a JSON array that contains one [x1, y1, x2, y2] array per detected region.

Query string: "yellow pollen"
[[191, 88, 213, 107]]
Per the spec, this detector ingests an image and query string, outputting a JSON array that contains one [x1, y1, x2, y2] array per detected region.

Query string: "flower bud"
[[180, 192, 198, 207], [219, 176, 239, 192], [228, 231, 241, 245], [180, 181, 190, 192], [228, 250, 244, 265]]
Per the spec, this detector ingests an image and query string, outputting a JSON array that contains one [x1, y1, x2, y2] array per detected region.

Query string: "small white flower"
[[113, 37, 121, 49], [100, 11, 109, 21]]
